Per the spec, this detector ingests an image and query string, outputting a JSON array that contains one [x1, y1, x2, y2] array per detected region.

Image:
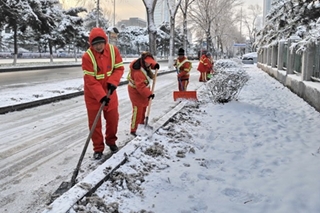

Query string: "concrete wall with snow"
[[257, 63, 320, 113]]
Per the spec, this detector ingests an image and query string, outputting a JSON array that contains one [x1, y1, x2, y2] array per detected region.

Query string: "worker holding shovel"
[[127, 52, 159, 137], [174, 48, 192, 91], [82, 27, 124, 160]]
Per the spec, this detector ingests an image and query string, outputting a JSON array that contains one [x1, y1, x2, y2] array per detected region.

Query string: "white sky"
[[9, 60, 316, 213]]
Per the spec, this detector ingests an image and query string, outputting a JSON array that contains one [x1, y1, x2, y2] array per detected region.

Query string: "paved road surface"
[[0, 61, 170, 89]]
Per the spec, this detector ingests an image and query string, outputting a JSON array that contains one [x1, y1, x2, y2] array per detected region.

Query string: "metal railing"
[[311, 44, 320, 82], [293, 47, 302, 74]]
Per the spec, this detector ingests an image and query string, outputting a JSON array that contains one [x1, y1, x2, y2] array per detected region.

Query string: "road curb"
[[0, 63, 82, 72]]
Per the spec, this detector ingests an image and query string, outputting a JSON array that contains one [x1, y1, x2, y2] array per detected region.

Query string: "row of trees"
[[141, 0, 262, 67], [255, 0, 320, 52], [0, 0, 91, 64], [0, 0, 262, 65]]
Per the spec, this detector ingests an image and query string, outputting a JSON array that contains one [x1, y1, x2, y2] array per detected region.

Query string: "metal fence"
[[293, 47, 302, 74], [259, 40, 320, 82], [283, 43, 287, 69], [312, 44, 320, 80]]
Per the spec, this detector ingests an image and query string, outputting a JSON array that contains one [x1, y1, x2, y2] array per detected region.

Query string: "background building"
[[154, 1, 170, 27], [116, 17, 146, 28]]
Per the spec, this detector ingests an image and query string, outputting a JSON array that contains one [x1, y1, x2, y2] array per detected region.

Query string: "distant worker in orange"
[[174, 48, 192, 91], [127, 52, 160, 136], [197, 52, 212, 82], [82, 27, 124, 160], [206, 52, 214, 80]]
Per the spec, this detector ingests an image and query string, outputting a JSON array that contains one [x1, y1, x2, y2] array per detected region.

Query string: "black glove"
[[148, 94, 155, 100], [100, 96, 110, 106], [107, 83, 117, 95], [154, 63, 160, 69]]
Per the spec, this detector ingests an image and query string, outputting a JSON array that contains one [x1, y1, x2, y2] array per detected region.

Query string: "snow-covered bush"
[[208, 59, 249, 103]]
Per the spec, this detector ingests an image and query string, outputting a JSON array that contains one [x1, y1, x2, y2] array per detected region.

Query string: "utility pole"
[[113, 0, 116, 26], [96, 0, 100, 27]]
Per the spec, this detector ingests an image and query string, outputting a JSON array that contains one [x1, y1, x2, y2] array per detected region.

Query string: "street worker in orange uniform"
[[174, 48, 192, 91], [127, 52, 159, 136], [197, 52, 212, 82], [206, 52, 214, 80], [82, 27, 124, 160]]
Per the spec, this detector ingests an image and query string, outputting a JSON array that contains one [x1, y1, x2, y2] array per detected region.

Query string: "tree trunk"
[[49, 40, 53, 63], [13, 24, 18, 65], [143, 0, 157, 58], [183, 12, 188, 56], [168, 16, 175, 69]]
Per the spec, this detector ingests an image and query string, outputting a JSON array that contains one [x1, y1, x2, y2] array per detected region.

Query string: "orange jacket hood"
[[88, 28, 109, 46]]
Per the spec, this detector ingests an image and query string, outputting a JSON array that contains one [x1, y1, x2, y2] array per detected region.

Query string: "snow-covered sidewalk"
[[45, 62, 320, 213]]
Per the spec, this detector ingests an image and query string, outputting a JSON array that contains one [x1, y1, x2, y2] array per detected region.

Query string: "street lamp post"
[[96, 0, 100, 27]]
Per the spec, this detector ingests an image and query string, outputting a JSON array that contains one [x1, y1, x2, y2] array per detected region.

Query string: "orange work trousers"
[[130, 105, 147, 134], [178, 79, 189, 91], [87, 107, 119, 152], [199, 72, 207, 82]]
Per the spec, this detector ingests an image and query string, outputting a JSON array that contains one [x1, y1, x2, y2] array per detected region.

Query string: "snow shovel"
[[144, 68, 158, 129], [173, 69, 197, 101], [50, 90, 111, 202]]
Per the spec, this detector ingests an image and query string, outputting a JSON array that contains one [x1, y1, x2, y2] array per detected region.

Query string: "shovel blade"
[[49, 181, 72, 204], [173, 91, 197, 101]]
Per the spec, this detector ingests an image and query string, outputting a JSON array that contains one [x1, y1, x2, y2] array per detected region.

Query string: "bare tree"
[[189, 0, 214, 52], [142, 0, 158, 57], [166, 0, 183, 68], [179, 0, 196, 56], [75, 0, 113, 27], [189, 0, 242, 56], [243, 4, 262, 52], [214, 5, 242, 56]]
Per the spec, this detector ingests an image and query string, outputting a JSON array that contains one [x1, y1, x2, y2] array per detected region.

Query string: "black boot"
[[130, 131, 137, 137], [93, 152, 103, 160], [109, 145, 119, 153]]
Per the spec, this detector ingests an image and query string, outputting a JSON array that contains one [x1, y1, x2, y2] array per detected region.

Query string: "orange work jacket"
[[197, 55, 212, 73], [82, 29, 124, 111], [127, 59, 157, 107], [175, 56, 192, 81]]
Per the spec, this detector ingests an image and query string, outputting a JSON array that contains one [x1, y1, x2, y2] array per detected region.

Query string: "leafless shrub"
[[207, 60, 250, 103]]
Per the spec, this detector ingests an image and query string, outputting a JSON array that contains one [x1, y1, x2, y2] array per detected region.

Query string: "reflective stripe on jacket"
[[197, 55, 211, 72], [83, 45, 118, 79], [176, 57, 192, 80], [127, 60, 153, 107], [82, 43, 124, 111], [127, 67, 151, 88]]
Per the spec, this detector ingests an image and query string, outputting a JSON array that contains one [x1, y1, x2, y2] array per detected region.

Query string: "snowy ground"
[[2, 60, 320, 213], [65, 61, 320, 212]]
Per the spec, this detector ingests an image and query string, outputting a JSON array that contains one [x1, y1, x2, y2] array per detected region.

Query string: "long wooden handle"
[[145, 69, 158, 123], [70, 90, 111, 186]]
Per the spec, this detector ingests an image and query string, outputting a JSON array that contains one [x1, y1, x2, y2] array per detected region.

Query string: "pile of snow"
[[208, 60, 250, 103]]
